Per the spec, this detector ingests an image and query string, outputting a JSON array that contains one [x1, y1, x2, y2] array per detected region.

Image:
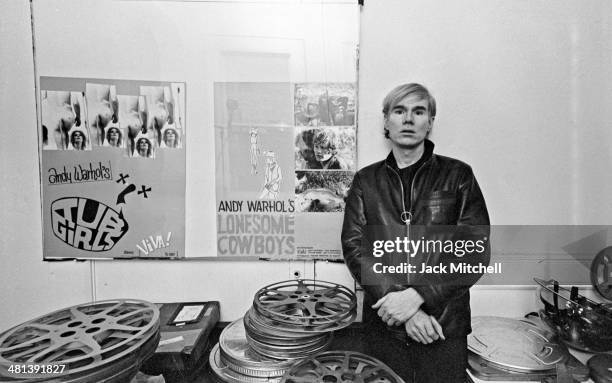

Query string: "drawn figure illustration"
[[259, 151, 282, 199], [249, 127, 260, 174]]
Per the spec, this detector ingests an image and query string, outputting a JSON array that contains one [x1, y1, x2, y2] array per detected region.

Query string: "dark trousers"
[[360, 325, 467, 383]]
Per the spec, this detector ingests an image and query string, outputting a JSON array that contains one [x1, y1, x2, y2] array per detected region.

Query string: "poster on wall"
[[39, 77, 186, 259], [215, 82, 356, 260]]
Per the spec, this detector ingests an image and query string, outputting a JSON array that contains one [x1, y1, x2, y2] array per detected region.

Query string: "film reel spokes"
[[280, 351, 405, 383], [210, 280, 358, 382], [0, 299, 160, 381], [242, 280, 356, 361], [253, 280, 356, 330]]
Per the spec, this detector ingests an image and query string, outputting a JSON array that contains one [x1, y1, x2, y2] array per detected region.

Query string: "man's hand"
[[405, 310, 445, 344], [372, 288, 425, 326]]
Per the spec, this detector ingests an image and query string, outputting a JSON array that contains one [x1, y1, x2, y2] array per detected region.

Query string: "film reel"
[[245, 331, 332, 361], [0, 299, 159, 382], [253, 280, 356, 331], [591, 247, 612, 300], [244, 307, 331, 340], [280, 351, 405, 383], [218, 319, 294, 378], [468, 316, 567, 373], [209, 343, 282, 383], [225, 280, 357, 366], [243, 308, 333, 360]]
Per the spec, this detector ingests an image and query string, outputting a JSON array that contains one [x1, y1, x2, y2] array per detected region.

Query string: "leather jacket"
[[341, 139, 490, 338]]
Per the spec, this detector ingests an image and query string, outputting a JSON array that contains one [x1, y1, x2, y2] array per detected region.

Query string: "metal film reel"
[[591, 247, 612, 300], [244, 331, 332, 361], [280, 351, 405, 383], [253, 280, 356, 330], [243, 309, 333, 360], [218, 319, 294, 378], [61, 329, 160, 383], [244, 308, 331, 340], [468, 316, 567, 373], [0, 299, 159, 381], [209, 343, 282, 383], [238, 280, 357, 366]]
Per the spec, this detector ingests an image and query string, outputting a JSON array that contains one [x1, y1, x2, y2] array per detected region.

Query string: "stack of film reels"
[[0, 299, 160, 383], [279, 351, 405, 383], [210, 279, 357, 383]]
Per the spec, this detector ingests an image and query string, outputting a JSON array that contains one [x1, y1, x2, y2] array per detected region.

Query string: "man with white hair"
[[342, 83, 490, 382]]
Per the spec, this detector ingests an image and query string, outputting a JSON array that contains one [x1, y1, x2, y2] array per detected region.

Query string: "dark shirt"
[[387, 143, 433, 208]]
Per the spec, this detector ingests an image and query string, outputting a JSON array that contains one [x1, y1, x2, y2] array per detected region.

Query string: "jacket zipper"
[[386, 159, 430, 282], [386, 161, 429, 227]]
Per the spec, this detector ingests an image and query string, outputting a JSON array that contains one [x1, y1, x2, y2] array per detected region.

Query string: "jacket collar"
[[385, 139, 435, 170]]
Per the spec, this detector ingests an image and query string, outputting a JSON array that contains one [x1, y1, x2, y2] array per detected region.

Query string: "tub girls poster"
[[39, 77, 186, 259]]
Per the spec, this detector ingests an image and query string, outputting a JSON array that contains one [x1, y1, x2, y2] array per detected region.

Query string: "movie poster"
[[40, 77, 186, 259], [215, 82, 356, 260]]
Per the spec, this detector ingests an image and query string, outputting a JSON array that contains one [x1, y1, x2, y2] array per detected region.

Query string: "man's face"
[[385, 94, 433, 149]]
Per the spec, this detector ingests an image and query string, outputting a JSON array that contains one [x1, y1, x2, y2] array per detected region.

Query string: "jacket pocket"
[[424, 191, 457, 224]]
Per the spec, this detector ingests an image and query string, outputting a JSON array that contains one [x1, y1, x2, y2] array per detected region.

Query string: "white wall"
[[0, 1, 92, 329], [1, 0, 611, 331], [357, 0, 612, 225]]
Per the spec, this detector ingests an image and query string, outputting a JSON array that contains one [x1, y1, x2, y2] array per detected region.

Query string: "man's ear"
[[426, 117, 434, 138]]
